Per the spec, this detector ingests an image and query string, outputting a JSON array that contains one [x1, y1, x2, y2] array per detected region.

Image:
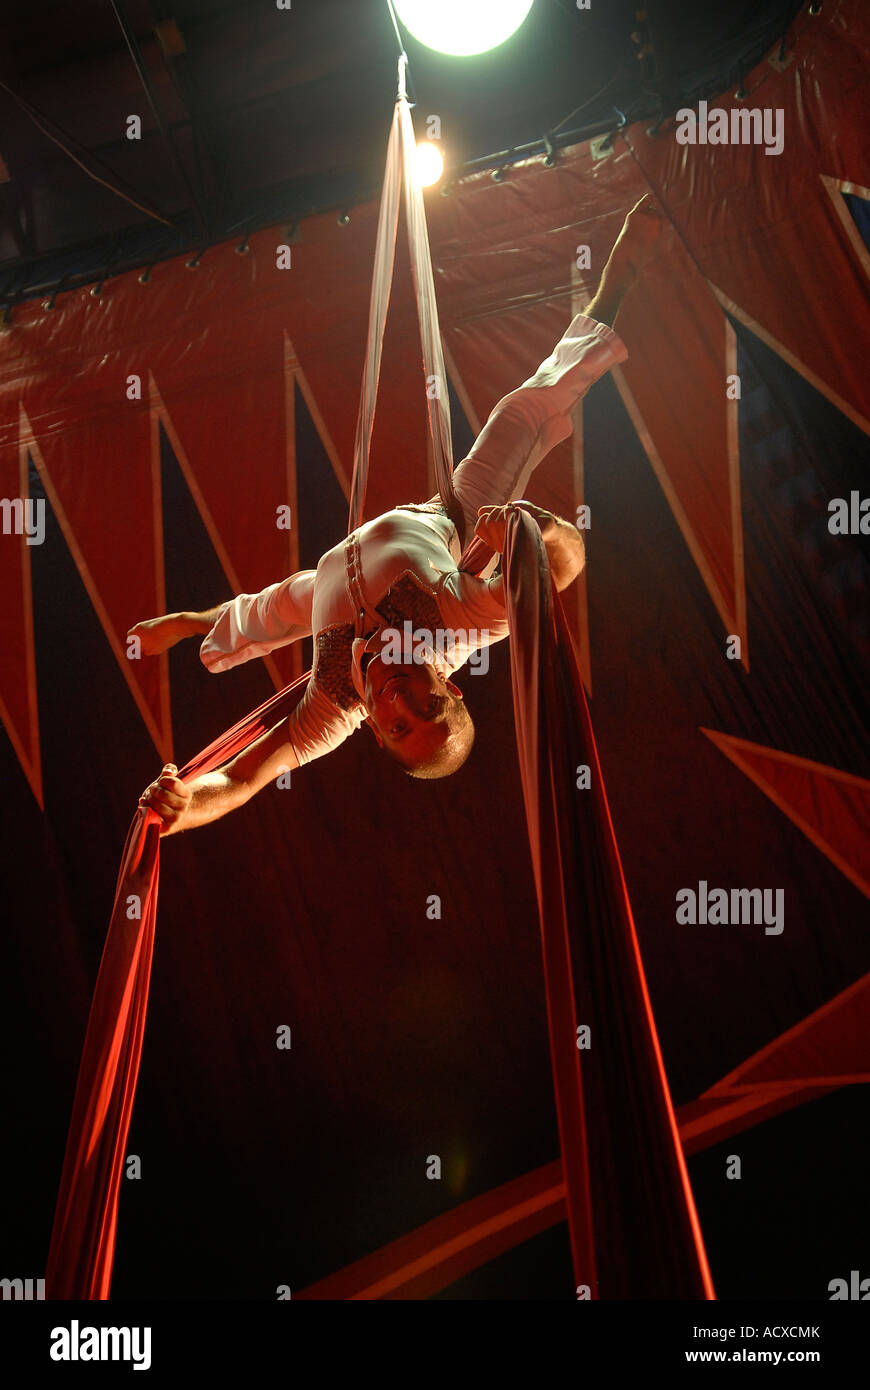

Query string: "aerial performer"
[[133, 196, 662, 832]]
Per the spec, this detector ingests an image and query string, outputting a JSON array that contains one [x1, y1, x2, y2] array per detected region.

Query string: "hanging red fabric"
[[45, 676, 310, 1298], [45, 62, 714, 1300], [502, 509, 714, 1297], [46, 60, 463, 1303], [348, 54, 459, 534]]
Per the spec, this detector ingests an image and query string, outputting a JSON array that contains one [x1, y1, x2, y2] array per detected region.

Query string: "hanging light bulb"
[[414, 141, 444, 187], [394, 0, 534, 58]]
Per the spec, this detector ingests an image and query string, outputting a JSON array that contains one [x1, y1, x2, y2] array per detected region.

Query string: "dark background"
[[3, 319, 868, 1299], [1, 0, 867, 1301], [0, 0, 803, 294]]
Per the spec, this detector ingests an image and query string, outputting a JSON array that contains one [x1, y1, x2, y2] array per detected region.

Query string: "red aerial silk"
[[501, 510, 714, 1298], [45, 677, 309, 1299], [45, 61, 713, 1300]]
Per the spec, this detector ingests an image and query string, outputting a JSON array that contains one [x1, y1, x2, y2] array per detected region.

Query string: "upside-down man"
[[134, 197, 661, 833]]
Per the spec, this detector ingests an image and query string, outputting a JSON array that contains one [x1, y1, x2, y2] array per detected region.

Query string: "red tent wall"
[[1, 0, 867, 1299]]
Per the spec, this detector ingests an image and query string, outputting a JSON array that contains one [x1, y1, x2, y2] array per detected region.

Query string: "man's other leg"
[[449, 196, 662, 547], [128, 570, 316, 670]]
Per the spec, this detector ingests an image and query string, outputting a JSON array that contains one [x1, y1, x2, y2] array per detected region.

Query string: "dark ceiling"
[[0, 0, 803, 299]]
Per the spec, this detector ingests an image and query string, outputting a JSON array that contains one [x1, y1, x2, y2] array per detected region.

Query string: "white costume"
[[199, 314, 627, 765]]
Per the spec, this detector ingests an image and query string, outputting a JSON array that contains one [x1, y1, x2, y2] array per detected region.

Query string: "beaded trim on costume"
[[375, 571, 444, 637], [312, 623, 359, 710]]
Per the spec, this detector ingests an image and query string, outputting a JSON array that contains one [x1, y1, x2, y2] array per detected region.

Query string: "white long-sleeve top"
[[200, 506, 511, 765]]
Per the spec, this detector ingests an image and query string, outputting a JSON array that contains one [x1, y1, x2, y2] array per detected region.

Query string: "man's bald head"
[[389, 695, 474, 779], [362, 652, 475, 779]]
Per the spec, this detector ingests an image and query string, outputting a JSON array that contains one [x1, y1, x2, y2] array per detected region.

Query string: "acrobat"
[[134, 196, 662, 832]]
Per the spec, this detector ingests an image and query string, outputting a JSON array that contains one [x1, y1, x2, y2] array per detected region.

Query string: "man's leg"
[[128, 569, 316, 670], [128, 608, 224, 657], [448, 196, 662, 548], [584, 194, 662, 328]]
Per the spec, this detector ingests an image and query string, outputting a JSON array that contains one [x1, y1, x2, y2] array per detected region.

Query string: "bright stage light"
[[394, 0, 535, 58], [414, 141, 444, 187]]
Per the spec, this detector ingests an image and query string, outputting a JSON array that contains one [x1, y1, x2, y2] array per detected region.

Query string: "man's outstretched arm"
[[139, 675, 363, 836], [140, 717, 301, 836]]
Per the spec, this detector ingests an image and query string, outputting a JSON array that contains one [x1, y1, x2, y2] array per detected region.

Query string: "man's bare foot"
[[584, 194, 663, 326], [128, 614, 189, 657], [605, 194, 663, 286]]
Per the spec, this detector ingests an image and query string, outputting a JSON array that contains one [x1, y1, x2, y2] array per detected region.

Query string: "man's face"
[[363, 653, 461, 764]]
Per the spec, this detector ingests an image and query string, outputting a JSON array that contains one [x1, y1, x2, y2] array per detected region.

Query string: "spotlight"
[[393, 0, 533, 57], [414, 141, 444, 187]]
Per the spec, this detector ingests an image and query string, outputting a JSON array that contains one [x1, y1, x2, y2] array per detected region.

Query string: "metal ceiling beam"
[[0, 76, 176, 231], [109, 0, 209, 240]]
